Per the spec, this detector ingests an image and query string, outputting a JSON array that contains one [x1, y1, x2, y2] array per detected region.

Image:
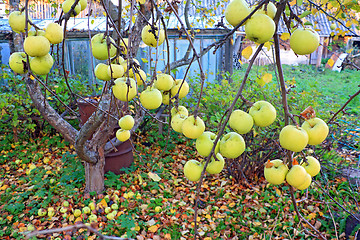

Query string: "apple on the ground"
[[264, 159, 289, 185], [249, 100, 276, 127], [301, 117, 329, 145], [182, 115, 205, 139], [279, 125, 309, 152], [229, 109, 254, 134], [206, 153, 225, 174], [183, 160, 204, 181], [196, 131, 220, 157], [219, 132, 246, 159]]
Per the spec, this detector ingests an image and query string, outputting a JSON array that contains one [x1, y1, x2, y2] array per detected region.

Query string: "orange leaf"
[[300, 106, 316, 120]]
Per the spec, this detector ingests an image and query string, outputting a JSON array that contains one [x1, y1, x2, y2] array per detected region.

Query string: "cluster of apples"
[[116, 115, 135, 142], [225, 0, 320, 54], [264, 156, 321, 190], [8, 11, 64, 75], [264, 117, 329, 189], [62, 0, 87, 17], [182, 100, 277, 182]]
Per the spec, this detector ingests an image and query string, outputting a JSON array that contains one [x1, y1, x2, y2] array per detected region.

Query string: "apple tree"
[[6, 0, 360, 238]]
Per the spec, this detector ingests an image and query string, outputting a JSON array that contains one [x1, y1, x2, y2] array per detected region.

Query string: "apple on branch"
[[30, 53, 54, 75], [264, 159, 289, 185], [62, 0, 81, 16], [171, 79, 190, 99], [206, 153, 225, 174], [249, 100, 276, 127], [141, 24, 165, 47], [108, 64, 125, 79], [251, 2, 277, 19], [225, 0, 251, 27], [229, 109, 254, 134], [295, 173, 312, 190], [24, 34, 50, 57], [245, 14, 275, 44], [8, 11, 31, 33], [44, 23, 64, 44], [155, 73, 174, 91], [91, 33, 117, 60], [290, 28, 320, 55], [195, 131, 220, 157], [116, 129, 130, 142], [300, 156, 321, 177], [171, 114, 188, 133], [183, 159, 204, 182], [219, 132, 246, 159], [285, 159, 308, 188], [118, 115, 135, 130], [9, 52, 28, 74], [140, 87, 163, 110], [112, 77, 137, 101], [182, 115, 205, 139], [95, 63, 111, 81], [279, 125, 309, 152], [301, 117, 329, 145], [171, 106, 189, 117]]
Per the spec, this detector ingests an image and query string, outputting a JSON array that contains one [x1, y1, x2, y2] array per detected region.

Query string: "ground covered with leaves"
[[0, 123, 359, 240]]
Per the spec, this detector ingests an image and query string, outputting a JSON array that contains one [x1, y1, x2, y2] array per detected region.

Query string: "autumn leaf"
[[148, 225, 158, 233], [280, 32, 290, 41], [300, 106, 316, 120], [327, 58, 335, 67], [242, 46, 253, 60], [148, 172, 161, 182]]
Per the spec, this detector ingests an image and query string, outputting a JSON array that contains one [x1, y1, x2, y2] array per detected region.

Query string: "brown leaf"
[[300, 106, 316, 120]]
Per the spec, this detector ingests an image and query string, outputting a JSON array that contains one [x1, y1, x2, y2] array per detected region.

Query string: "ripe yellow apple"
[[286, 164, 307, 187], [219, 132, 246, 159], [296, 173, 312, 190], [112, 77, 137, 101], [161, 91, 172, 105], [9, 52, 27, 74], [182, 115, 205, 139], [140, 87, 162, 109], [108, 64, 125, 78], [290, 28, 320, 55], [30, 53, 54, 75], [225, 0, 251, 27], [301, 117, 329, 145], [245, 14, 275, 44], [121, 58, 139, 73], [82, 206, 91, 215], [73, 209, 82, 217], [183, 159, 204, 181], [171, 106, 188, 117], [116, 129, 130, 142], [195, 131, 220, 157], [249, 100, 276, 127], [38, 208, 47, 217], [300, 156, 320, 177], [80, 0, 87, 11], [206, 153, 225, 174], [129, 68, 146, 86], [28, 30, 45, 36], [24, 35, 50, 57], [95, 63, 111, 81], [279, 125, 308, 152], [141, 24, 165, 47], [8, 11, 31, 33], [330, 23, 336, 30], [155, 73, 174, 91], [118, 115, 134, 130], [229, 109, 254, 134], [44, 23, 64, 44], [62, 0, 81, 16], [171, 79, 189, 99], [252, 2, 277, 19], [91, 33, 117, 60], [89, 214, 97, 222], [264, 159, 289, 185], [171, 114, 187, 133]]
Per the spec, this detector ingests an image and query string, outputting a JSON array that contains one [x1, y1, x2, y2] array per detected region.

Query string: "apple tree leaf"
[[297, 0, 303, 6], [280, 32, 290, 41], [242, 46, 253, 60], [148, 172, 161, 182], [299, 10, 311, 18]]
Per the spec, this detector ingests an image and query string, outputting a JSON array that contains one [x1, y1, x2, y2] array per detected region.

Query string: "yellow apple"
[[44, 23, 64, 44], [91, 33, 117, 60], [108, 64, 124, 78], [252, 2, 277, 19], [330, 23, 336, 30], [171, 79, 189, 99], [28, 30, 45, 36], [94, 63, 111, 81], [30, 53, 54, 75], [301, 117, 329, 145], [206, 153, 225, 174], [290, 28, 320, 55], [300, 156, 320, 177], [23, 36, 50, 57], [225, 0, 251, 27], [9, 52, 27, 74], [112, 77, 137, 101], [264, 159, 289, 185], [286, 164, 307, 187], [140, 87, 162, 109], [229, 109, 254, 134], [195, 131, 220, 157], [171, 106, 188, 117], [279, 125, 308, 152], [38, 208, 47, 217], [249, 100, 276, 127], [182, 115, 205, 139], [8, 11, 31, 33], [161, 91, 173, 105], [116, 129, 130, 142], [121, 58, 139, 73], [219, 132, 246, 159], [62, 0, 81, 16], [295, 173, 312, 190], [183, 160, 204, 181], [141, 24, 165, 47], [155, 73, 174, 91], [118, 115, 134, 130], [171, 114, 187, 133], [73, 209, 82, 217], [245, 14, 275, 44], [129, 68, 146, 86], [80, 0, 87, 11]]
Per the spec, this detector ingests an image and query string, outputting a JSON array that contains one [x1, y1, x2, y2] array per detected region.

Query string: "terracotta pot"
[[77, 98, 134, 174]]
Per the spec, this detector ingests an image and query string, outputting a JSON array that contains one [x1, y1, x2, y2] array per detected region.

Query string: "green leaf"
[[297, 0, 303, 5], [299, 11, 311, 18]]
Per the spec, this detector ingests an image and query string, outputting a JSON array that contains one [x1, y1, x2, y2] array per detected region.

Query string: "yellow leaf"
[[228, 202, 236, 208], [280, 32, 290, 41], [138, 174, 143, 185], [148, 172, 161, 182], [346, 48, 353, 54], [327, 58, 335, 67], [262, 73, 272, 84], [307, 212, 316, 220], [242, 46, 253, 60], [98, 198, 108, 208], [132, 16, 136, 24], [264, 41, 272, 51], [148, 225, 158, 233], [238, 59, 242, 64], [137, 0, 145, 4], [275, 188, 281, 195]]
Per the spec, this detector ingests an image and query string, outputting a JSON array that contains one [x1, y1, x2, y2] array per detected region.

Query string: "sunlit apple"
[[112, 77, 137, 101], [171, 106, 189, 117], [206, 153, 225, 174], [24, 35, 50, 57], [171, 79, 189, 99], [118, 115, 135, 130], [108, 64, 125, 78], [141, 24, 165, 47], [8, 11, 31, 33], [30, 53, 54, 75], [91, 33, 117, 60], [62, 0, 81, 16], [301, 117, 329, 145], [9, 52, 27, 74], [249, 100, 276, 127], [196, 131, 220, 157], [140, 87, 162, 110], [95, 63, 111, 81], [279, 125, 308, 152], [44, 23, 64, 44], [182, 115, 205, 139], [183, 160, 204, 181], [219, 132, 246, 159], [300, 156, 321, 177], [290, 28, 320, 55], [229, 109, 254, 134], [225, 0, 251, 27], [171, 114, 187, 133], [264, 159, 288, 185], [286, 161, 307, 187], [245, 14, 275, 44], [155, 73, 174, 91], [116, 129, 131, 142]]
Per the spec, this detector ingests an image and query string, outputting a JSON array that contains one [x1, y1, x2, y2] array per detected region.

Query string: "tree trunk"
[[84, 148, 105, 193]]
